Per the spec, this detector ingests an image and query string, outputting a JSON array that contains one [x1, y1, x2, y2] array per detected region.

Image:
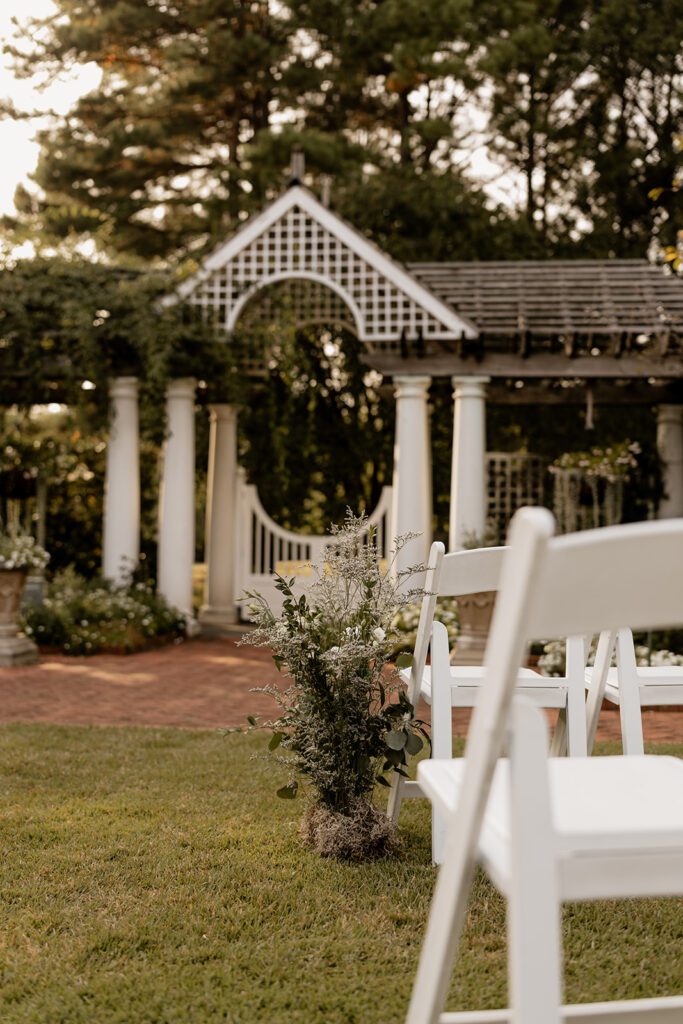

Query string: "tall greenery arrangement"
[[243, 513, 427, 860]]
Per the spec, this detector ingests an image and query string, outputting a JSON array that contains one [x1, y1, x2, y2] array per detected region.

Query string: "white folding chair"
[[407, 508, 683, 1024], [586, 627, 683, 755], [388, 540, 589, 864]]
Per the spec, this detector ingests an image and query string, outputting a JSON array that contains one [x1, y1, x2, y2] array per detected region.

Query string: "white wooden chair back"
[[437, 545, 507, 598], [405, 545, 507, 706]]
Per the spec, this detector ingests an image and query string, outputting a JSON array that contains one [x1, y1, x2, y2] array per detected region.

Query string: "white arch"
[[228, 270, 365, 337]]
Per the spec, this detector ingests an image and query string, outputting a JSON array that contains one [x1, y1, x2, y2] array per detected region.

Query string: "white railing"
[[235, 470, 394, 619]]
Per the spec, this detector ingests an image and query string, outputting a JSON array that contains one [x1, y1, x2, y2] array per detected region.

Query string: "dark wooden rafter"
[[402, 259, 683, 377]]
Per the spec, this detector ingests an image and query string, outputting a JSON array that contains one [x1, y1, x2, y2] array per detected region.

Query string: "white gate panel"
[[235, 473, 394, 620]]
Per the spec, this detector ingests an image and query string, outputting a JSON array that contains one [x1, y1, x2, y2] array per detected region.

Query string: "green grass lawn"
[[1, 725, 682, 1023]]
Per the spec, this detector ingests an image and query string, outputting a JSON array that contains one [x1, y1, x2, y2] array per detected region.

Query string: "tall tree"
[[7, 0, 296, 259], [473, 0, 589, 248], [5, 0, 517, 263], [574, 0, 683, 256]]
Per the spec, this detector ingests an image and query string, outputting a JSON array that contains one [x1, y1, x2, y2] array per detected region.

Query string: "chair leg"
[[565, 684, 587, 757], [618, 691, 645, 756], [431, 667, 455, 865], [548, 707, 567, 757], [615, 630, 645, 756], [508, 699, 563, 1024], [387, 774, 403, 822]]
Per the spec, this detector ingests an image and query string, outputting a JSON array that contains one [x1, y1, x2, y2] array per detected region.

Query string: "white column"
[[199, 404, 239, 629], [158, 378, 196, 621], [657, 405, 683, 518], [449, 375, 490, 550], [391, 375, 432, 577], [103, 376, 140, 582]]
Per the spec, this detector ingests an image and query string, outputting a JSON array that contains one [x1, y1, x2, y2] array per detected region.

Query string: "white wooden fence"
[[233, 453, 545, 619], [235, 472, 394, 618]]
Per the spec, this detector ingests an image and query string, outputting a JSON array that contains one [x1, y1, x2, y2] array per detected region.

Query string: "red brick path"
[[0, 636, 681, 744]]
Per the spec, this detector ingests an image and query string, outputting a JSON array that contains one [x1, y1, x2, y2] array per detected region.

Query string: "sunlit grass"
[[0, 725, 681, 1023]]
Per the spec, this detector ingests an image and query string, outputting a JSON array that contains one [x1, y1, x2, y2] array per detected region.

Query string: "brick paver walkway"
[[0, 636, 681, 743]]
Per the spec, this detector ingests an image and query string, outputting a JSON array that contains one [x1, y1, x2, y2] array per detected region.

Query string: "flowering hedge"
[[390, 597, 459, 656], [0, 531, 50, 572], [538, 638, 683, 677], [21, 569, 186, 655]]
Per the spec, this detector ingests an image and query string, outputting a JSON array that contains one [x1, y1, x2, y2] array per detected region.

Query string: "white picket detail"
[[235, 470, 394, 619]]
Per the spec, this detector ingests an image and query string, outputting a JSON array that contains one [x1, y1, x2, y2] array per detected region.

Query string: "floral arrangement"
[[550, 440, 642, 533], [391, 597, 459, 656], [241, 512, 427, 861], [21, 568, 186, 655], [0, 530, 50, 573], [549, 441, 641, 483]]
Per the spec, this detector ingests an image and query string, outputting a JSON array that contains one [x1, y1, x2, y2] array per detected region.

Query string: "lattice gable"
[[176, 187, 475, 351]]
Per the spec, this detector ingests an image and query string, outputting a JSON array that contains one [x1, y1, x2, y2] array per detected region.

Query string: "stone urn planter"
[[450, 590, 496, 666], [0, 569, 39, 666]]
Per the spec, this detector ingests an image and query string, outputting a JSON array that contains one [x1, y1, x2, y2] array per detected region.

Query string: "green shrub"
[[21, 568, 186, 655]]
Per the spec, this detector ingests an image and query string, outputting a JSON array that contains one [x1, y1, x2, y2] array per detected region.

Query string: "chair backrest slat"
[[409, 541, 445, 700], [437, 546, 507, 598], [527, 520, 683, 640]]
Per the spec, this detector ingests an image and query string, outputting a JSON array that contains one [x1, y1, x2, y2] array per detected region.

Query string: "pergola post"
[[391, 375, 432, 577], [449, 375, 490, 550], [102, 376, 140, 582], [199, 404, 239, 630], [158, 378, 197, 622], [657, 404, 683, 518]]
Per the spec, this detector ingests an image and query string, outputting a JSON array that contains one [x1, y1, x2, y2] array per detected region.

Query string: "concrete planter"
[[0, 569, 39, 666], [450, 590, 496, 666]]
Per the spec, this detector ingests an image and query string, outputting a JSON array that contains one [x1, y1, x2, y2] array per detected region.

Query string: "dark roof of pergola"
[[407, 259, 683, 339], [357, 257, 683, 382]]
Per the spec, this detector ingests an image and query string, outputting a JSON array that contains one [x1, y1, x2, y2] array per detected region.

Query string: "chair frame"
[[406, 508, 683, 1024], [389, 539, 589, 864], [587, 627, 683, 756]]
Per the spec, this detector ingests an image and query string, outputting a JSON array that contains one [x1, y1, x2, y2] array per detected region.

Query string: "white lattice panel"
[[187, 202, 462, 350], [486, 452, 547, 543], [238, 276, 357, 334]]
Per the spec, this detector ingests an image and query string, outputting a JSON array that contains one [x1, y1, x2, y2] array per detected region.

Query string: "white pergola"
[[101, 186, 683, 625]]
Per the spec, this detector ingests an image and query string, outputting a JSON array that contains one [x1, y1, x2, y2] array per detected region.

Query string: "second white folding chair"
[[406, 508, 683, 1024], [388, 540, 589, 863], [587, 627, 683, 754]]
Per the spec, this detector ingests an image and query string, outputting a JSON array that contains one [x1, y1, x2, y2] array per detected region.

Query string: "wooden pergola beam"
[[488, 381, 683, 405], [367, 352, 683, 379]]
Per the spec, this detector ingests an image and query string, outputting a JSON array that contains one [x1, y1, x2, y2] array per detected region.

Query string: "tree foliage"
[[0, 256, 238, 434], [5, 0, 681, 262]]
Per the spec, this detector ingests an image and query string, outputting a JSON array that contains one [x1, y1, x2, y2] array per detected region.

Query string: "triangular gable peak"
[[175, 186, 476, 349]]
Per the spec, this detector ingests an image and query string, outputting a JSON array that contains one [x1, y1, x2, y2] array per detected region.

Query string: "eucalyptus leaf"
[[386, 730, 408, 750], [276, 782, 298, 800], [269, 731, 284, 751], [405, 732, 424, 756]]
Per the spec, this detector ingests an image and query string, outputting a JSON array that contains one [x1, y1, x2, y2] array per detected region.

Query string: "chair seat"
[[418, 755, 683, 898], [585, 665, 683, 705], [400, 665, 567, 708]]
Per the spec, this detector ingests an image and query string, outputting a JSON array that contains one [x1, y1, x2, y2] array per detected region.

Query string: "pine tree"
[[7, 0, 296, 259]]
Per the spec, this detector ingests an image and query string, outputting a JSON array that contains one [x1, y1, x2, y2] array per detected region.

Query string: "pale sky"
[[1, 1, 101, 218]]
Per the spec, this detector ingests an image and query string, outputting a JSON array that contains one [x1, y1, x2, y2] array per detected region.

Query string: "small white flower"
[[373, 627, 386, 643]]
